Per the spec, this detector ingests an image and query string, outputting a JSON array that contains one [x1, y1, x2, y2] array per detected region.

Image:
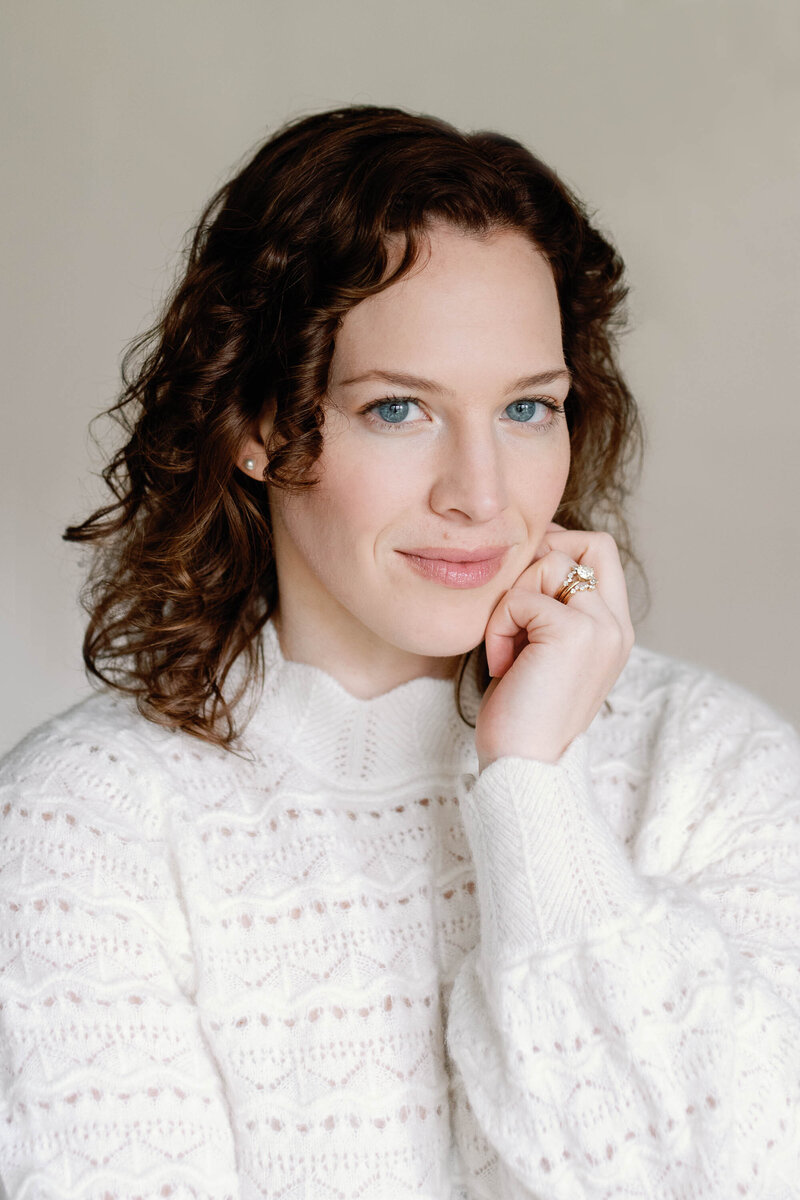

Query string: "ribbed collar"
[[241, 619, 481, 789]]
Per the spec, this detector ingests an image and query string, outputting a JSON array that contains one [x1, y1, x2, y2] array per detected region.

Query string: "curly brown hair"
[[65, 104, 643, 748]]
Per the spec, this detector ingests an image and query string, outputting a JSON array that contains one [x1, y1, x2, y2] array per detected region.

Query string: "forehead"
[[330, 224, 563, 381]]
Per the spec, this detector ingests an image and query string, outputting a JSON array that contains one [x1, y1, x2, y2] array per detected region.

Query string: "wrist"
[[477, 737, 571, 774]]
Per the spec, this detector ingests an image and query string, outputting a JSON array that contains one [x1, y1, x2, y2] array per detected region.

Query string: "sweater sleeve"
[[0, 710, 240, 1199], [446, 677, 800, 1199]]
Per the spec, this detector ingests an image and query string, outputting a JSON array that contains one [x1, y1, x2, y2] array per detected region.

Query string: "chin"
[[394, 609, 491, 660]]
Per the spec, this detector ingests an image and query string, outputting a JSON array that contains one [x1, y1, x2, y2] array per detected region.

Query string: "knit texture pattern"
[[1, 620, 799, 1199]]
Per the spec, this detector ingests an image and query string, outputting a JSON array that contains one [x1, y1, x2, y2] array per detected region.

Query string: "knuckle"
[[592, 530, 618, 557]]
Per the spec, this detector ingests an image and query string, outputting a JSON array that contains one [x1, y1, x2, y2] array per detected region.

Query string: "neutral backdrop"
[[2, 0, 798, 756]]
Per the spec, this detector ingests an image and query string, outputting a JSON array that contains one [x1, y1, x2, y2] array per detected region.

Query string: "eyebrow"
[[337, 367, 572, 395]]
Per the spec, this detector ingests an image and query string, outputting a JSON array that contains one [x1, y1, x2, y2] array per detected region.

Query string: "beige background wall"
[[2, 0, 798, 756]]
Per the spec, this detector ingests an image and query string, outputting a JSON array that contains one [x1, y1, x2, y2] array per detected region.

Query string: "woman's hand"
[[474, 526, 635, 772]]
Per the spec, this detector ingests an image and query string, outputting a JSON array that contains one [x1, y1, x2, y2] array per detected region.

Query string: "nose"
[[428, 422, 510, 523]]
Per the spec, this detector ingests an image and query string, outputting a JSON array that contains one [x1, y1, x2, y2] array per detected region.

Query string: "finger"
[[533, 530, 630, 625], [485, 544, 626, 677], [484, 587, 549, 678], [510, 549, 608, 614], [484, 586, 607, 677]]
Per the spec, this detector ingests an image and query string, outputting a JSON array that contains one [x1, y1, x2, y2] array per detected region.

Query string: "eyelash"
[[360, 394, 566, 432]]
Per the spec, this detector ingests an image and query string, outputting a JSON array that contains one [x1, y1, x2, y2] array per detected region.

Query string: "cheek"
[[319, 439, 420, 529], [320, 465, 395, 537], [552, 426, 572, 491], [273, 458, 397, 562], [554, 443, 571, 502], [516, 434, 571, 517]]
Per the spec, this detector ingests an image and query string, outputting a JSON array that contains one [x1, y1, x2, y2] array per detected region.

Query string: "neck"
[[271, 605, 461, 700]]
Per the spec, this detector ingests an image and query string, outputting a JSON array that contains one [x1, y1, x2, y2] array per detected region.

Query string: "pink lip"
[[401, 546, 511, 562], [396, 546, 509, 589]]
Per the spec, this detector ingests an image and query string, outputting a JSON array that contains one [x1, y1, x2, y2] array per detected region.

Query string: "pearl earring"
[[244, 458, 255, 471]]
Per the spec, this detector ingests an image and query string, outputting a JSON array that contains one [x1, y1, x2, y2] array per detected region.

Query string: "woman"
[[1, 105, 797, 1199]]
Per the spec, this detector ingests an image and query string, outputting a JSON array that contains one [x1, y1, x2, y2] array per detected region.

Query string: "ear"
[[237, 399, 275, 479]]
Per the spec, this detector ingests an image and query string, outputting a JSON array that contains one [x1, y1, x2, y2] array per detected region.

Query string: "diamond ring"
[[554, 563, 597, 605]]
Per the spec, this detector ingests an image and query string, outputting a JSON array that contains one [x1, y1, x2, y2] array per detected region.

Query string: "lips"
[[400, 546, 510, 562], [396, 546, 509, 589]]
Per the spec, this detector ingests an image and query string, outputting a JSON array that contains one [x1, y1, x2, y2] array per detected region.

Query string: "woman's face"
[[260, 222, 571, 678]]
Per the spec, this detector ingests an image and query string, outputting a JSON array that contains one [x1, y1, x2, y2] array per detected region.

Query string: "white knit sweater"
[[1, 620, 799, 1199]]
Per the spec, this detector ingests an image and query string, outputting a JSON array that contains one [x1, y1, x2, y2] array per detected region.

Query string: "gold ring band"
[[555, 564, 597, 605]]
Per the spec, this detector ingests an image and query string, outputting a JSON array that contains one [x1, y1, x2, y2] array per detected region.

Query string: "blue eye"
[[505, 399, 548, 423], [374, 399, 411, 423], [363, 397, 424, 428], [361, 394, 562, 433]]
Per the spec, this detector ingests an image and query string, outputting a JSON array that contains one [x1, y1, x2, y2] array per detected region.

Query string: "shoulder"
[[596, 644, 800, 849], [0, 684, 268, 836], [607, 642, 797, 750], [0, 690, 184, 837]]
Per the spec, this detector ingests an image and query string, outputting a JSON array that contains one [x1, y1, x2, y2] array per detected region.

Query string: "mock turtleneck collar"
[[240, 618, 481, 788]]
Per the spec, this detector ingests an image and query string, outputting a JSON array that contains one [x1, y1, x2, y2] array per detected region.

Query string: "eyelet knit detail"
[[1, 629, 798, 1198]]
